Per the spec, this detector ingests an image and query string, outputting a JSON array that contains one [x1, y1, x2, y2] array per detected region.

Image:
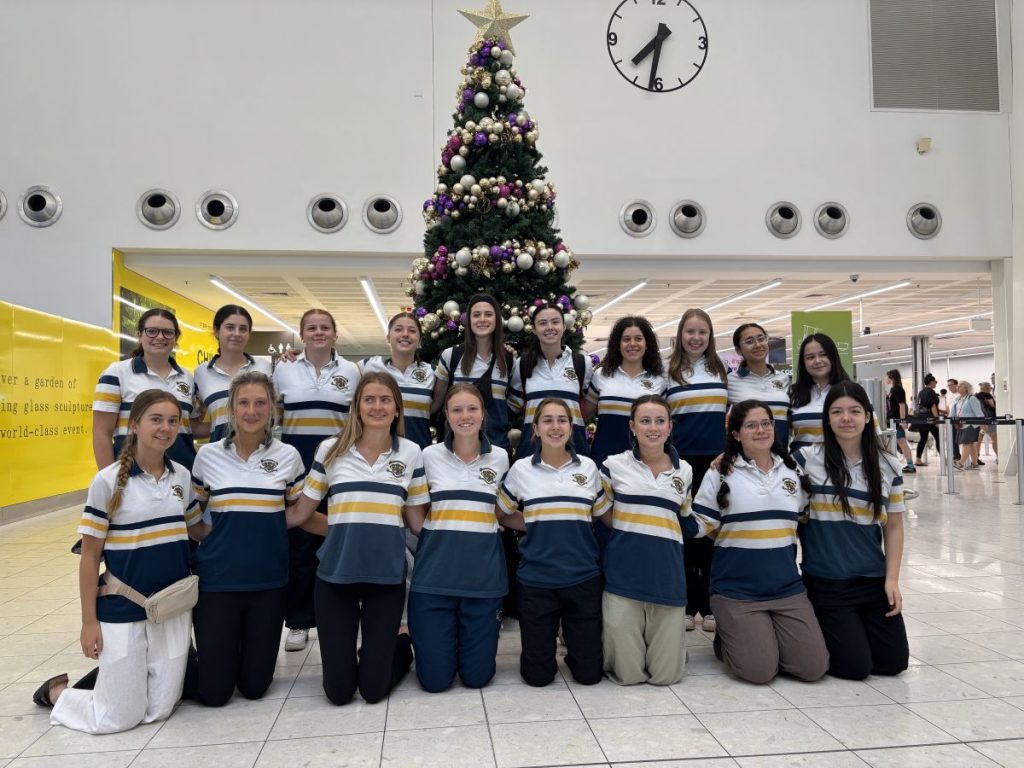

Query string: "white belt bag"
[[97, 571, 199, 623]]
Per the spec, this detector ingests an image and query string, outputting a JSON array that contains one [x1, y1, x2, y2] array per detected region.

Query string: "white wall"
[[0, 0, 1013, 327]]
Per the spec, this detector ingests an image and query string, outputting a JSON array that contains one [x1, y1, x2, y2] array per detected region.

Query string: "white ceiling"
[[123, 250, 994, 366]]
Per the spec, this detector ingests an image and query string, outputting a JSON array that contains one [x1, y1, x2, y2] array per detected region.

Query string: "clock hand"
[[648, 35, 665, 90], [630, 22, 672, 66]]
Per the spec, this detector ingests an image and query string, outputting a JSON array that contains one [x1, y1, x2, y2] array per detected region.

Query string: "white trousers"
[[51, 611, 191, 734]]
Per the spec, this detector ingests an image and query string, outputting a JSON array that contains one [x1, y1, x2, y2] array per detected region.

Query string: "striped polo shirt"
[[509, 349, 593, 456], [191, 438, 306, 592], [79, 458, 199, 623], [93, 357, 198, 469], [727, 366, 792, 448], [692, 455, 808, 601], [435, 347, 517, 450], [586, 368, 668, 466], [411, 436, 510, 598], [666, 358, 728, 457], [794, 444, 905, 581], [497, 449, 602, 588], [273, 352, 360, 469], [596, 447, 695, 606], [788, 384, 830, 450], [304, 435, 429, 585], [359, 356, 435, 449], [193, 354, 273, 442]]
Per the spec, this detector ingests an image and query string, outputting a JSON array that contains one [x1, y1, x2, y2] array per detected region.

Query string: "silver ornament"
[[495, 69, 512, 86], [443, 300, 460, 316], [553, 251, 570, 269], [500, 49, 514, 66], [474, 92, 489, 108], [506, 315, 524, 332], [460, 175, 477, 189], [455, 247, 473, 266], [516, 253, 533, 270], [450, 155, 466, 172], [574, 294, 590, 310]]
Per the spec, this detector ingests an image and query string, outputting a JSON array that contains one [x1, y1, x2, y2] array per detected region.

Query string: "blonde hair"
[[107, 390, 182, 519], [225, 371, 277, 448], [322, 372, 405, 466], [668, 308, 728, 386]]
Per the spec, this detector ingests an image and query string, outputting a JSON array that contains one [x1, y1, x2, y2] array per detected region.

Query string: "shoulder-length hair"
[[224, 371, 277, 449], [790, 333, 851, 408], [599, 315, 663, 377], [461, 294, 508, 377], [322, 372, 405, 466], [821, 381, 887, 520], [667, 308, 728, 385]]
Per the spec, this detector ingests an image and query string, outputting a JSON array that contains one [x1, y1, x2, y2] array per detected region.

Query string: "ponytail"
[[107, 434, 138, 520]]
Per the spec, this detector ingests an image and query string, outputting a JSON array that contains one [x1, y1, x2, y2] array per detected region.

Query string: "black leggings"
[[314, 578, 413, 705], [804, 574, 909, 680], [517, 575, 603, 687], [185, 587, 288, 706], [916, 425, 941, 460], [683, 455, 714, 617]]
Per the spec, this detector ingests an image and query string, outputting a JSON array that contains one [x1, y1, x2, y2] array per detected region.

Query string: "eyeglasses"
[[741, 335, 768, 346], [142, 327, 177, 339], [741, 420, 774, 432]]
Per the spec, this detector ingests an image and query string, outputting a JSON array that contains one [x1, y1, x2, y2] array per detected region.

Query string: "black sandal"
[[32, 673, 68, 708]]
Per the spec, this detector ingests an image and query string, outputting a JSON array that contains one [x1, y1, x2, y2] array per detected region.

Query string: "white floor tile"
[[267, 695, 386, 740], [385, 687, 485, 730], [490, 719, 605, 768], [902, 634, 1007, 665], [968, 738, 1024, 767], [381, 724, 495, 767], [568, 679, 688, 718], [940, 660, 1024, 696], [697, 708, 844, 756], [254, 732, 382, 768], [854, 743, 999, 767], [958, 630, 1024, 658], [21, 719, 160, 757], [905, 697, 1024, 741], [146, 699, 283, 748], [482, 684, 583, 724], [802, 704, 954, 749], [589, 713, 726, 762], [735, 754, 868, 768], [7, 752, 140, 768], [769, 675, 894, 709], [672, 674, 792, 714], [864, 665, 989, 703], [909, 611, 1019, 634], [130, 742, 262, 768]]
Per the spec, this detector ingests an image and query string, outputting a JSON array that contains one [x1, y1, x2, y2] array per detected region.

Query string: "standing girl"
[[498, 398, 604, 687], [361, 312, 435, 449], [666, 309, 729, 633], [93, 308, 199, 470], [509, 304, 592, 455], [432, 294, 516, 451], [193, 305, 272, 443], [692, 400, 829, 685], [291, 372, 428, 704], [273, 308, 360, 651], [598, 395, 697, 685], [585, 316, 666, 467], [788, 333, 852, 451], [38, 390, 199, 733], [727, 322, 791, 448], [186, 372, 307, 705], [405, 384, 510, 692], [795, 382, 909, 680]]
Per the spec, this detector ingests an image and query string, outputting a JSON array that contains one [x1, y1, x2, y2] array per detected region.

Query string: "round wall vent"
[[814, 202, 849, 239], [308, 194, 348, 233], [765, 201, 801, 239], [907, 203, 941, 240], [137, 189, 180, 230], [0, 191, 6, 222], [362, 195, 402, 234], [196, 190, 239, 230], [669, 200, 706, 238], [619, 199, 656, 237], [19, 185, 62, 227]]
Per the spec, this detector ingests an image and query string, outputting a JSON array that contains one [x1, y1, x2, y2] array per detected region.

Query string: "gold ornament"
[[458, 0, 529, 55]]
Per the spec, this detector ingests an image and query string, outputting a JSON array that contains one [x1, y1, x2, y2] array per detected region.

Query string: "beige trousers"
[[602, 591, 686, 686]]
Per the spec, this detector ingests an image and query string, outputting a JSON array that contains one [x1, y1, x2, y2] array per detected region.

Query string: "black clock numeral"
[[652, 0, 666, 5], [698, 35, 707, 50], [653, 77, 664, 91], [608, 31, 618, 46]]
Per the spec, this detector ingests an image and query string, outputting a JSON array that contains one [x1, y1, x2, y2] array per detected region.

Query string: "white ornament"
[[553, 251, 570, 269], [474, 92, 489, 108], [506, 84, 521, 101], [450, 155, 466, 172], [500, 50, 514, 66], [516, 253, 534, 270], [414, 280, 427, 295], [460, 175, 477, 189], [506, 315, 525, 332], [443, 300, 460, 316], [531, 179, 545, 193], [574, 294, 590, 310], [506, 201, 520, 217], [495, 69, 512, 86], [490, 45, 501, 58], [455, 247, 473, 267], [456, 266, 468, 276], [535, 261, 551, 276]]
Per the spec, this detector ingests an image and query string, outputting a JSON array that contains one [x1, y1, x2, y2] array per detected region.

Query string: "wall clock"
[[607, 0, 709, 93]]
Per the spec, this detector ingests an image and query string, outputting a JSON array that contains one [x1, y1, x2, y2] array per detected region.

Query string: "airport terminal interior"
[[3, 0, 1024, 765]]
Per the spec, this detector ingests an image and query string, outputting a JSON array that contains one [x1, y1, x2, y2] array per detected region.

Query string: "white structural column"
[[1004, 2, 1024, 473]]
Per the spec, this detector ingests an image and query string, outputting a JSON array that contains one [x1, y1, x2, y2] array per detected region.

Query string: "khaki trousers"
[[602, 591, 686, 686]]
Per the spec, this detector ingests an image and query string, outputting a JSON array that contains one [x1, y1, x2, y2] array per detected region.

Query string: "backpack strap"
[[571, 352, 587, 399]]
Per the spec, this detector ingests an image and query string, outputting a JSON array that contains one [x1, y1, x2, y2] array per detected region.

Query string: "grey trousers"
[[710, 592, 828, 685]]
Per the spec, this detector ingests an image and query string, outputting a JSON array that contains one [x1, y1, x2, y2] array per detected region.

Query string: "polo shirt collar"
[[733, 452, 784, 472], [208, 353, 255, 372], [630, 442, 681, 469], [443, 431, 493, 455], [128, 456, 175, 477], [736, 363, 776, 379], [530, 444, 580, 466], [132, 356, 185, 375], [298, 350, 337, 367]]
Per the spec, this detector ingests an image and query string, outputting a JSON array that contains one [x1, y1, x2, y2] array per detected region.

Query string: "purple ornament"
[[554, 243, 566, 252], [446, 320, 458, 331], [460, 312, 467, 324], [499, 184, 510, 198], [590, 353, 601, 366], [469, 55, 481, 66], [422, 200, 432, 211], [497, 40, 505, 49], [512, 188, 523, 199], [463, 88, 474, 102], [437, 245, 448, 257], [420, 271, 430, 279], [448, 135, 461, 150], [490, 245, 502, 257], [534, 299, 544, 307], [415, 307, 427, 317], [474, 132, 487, 147]]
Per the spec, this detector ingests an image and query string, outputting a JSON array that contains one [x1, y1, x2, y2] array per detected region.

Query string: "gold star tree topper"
[[459, 0, 529, 55]]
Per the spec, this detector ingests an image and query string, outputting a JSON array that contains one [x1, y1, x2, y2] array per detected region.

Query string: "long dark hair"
[[667, 308, 728, 385], [732, 322, 767, 369], [212, 305, 254, 353], [717, 400, 806, 509], [821, 382, 886, 520], [130, 308, 180, 358], [600, 315, 663, 377], [519, 304, 564, 381], [790, 333, 851, 408], [462, 294, 508, 377]]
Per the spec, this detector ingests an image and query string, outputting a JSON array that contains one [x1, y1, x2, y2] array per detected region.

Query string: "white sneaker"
[[702, 614, 717, 632], [685, 615, 695, 631], [285, 628, 308, 652]]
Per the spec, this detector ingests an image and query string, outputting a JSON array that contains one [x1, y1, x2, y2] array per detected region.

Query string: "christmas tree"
[[409, 0, 592, 362]]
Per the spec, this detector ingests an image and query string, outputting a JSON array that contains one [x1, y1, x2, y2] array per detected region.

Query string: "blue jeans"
[[407, 592, 503, 692]]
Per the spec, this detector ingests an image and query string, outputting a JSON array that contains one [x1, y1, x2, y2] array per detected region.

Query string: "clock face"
[[607, 0, 709, 93]]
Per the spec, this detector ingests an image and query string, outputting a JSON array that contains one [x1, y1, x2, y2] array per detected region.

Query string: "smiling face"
[[733, 406, 775, 455], [388, 316, 421, 356], [358, 382, 398, 431], [131, 400, 181, 454], [216, 313, 251, 355], [827, 395, 870, 440], [232, 383, 273, 437], [802, 341, 832, 382], [469, 301, 497, 338], [301, 312, 338, 351], [535, 402, 572, 451], [139, 315, 178, 358], [446, 390, 484, 440], [736, 326, 769, 366], [679, 316, 710, 361], [619, 325, 647, 365], [630, 402, 671, 453], [534, 307, 564, 348]]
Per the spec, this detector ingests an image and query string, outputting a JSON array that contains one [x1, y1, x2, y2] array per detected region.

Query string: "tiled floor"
[[1, 456, 1023, 767]]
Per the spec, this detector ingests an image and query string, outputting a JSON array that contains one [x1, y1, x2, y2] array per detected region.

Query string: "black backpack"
[[519, 350, 588, 401], [449, 346, 515, 410]]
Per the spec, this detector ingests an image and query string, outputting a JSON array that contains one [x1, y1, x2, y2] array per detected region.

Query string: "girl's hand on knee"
[[884, 579, 903, 617], [81, 621, 103, 659]]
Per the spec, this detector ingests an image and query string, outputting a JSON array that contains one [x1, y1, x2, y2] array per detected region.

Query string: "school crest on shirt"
[[175, 382, 192, 397], [639, 377, 654, 390], [782, 478, 798, 495], [570, 473, 588, 487], [387, 461, 407, 479], [478, 467, 498, 486], [260, 459, 279, 473], [564, 367, 578, 382], [331, 375, 350, 392], [772, 380, 786, 390], [171, 484, 185, 500], [411, 367, 429, 383], [671, 477, 686, 495]]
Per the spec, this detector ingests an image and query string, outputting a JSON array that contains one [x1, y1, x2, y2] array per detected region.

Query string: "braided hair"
[[717, 400, 808, 510], [106, 390, 182, 519]]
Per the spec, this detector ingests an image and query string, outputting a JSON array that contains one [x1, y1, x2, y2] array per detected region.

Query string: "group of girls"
[[36, 293, 908, 735]]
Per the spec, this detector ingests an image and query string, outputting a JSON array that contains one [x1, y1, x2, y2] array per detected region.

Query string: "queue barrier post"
[[943, 418, 958, 496]]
